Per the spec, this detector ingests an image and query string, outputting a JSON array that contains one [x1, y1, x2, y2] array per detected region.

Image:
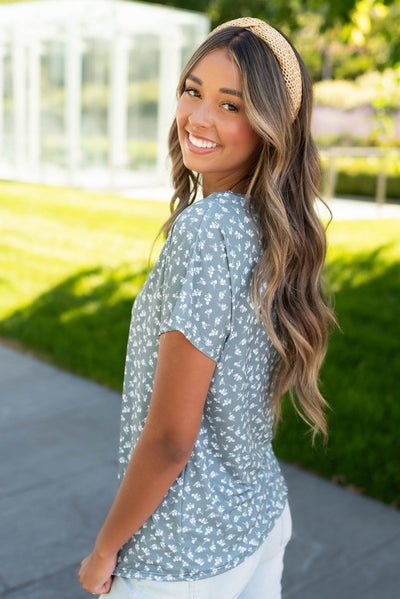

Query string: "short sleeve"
[[159, 209, 232, 362]]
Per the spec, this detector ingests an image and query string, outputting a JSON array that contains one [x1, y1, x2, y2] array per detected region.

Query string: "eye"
[[183, 86, 201, 98], [222, 102, 239, 112]]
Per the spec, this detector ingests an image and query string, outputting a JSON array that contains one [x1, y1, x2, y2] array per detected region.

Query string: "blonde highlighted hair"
[[161, 25, 336, 440]]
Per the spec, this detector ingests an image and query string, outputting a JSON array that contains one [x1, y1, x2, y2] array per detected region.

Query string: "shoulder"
[[171, 191, 246, 239]]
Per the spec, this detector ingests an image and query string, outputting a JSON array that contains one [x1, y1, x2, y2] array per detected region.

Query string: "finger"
[[98, 577, 111, 594]]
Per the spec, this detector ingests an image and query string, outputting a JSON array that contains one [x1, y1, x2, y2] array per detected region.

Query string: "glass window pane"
[[40, 39, 66, 167], [2, 45, 14, 164], [81, 38, 109, 167], [127, 34, 159, 171]]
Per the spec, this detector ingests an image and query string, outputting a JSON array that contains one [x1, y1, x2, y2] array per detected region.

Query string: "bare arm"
[[78, 330, 216, 594]]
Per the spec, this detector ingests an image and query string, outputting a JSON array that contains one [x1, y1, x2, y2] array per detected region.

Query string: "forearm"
[[94, 428, 191, 558]]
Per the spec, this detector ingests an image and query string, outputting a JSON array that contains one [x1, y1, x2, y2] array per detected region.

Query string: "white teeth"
[[188, 132, 217, 149]]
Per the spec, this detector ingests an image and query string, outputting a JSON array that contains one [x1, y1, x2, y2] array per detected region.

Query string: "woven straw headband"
[[209, 17, 302, 120]]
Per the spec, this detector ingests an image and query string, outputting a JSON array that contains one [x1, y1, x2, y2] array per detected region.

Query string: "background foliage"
[[130, 0, 400, 80]]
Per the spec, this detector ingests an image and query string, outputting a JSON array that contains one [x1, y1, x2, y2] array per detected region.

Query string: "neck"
[[202, 175, 250, 198]]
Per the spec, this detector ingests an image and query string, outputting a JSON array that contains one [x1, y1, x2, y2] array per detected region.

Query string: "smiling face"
[[176, 48, 261, 196]]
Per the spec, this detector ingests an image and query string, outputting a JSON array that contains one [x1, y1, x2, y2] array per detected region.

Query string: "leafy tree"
[[130, 0, 361, 29], [291, 0, 400, 79], [343, 0, 400, 70]]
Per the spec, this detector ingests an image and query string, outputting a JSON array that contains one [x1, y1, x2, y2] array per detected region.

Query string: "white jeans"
[[100, 502, 292, 599]]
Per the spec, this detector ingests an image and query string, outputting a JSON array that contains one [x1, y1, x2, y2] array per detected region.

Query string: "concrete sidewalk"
[[123, 187, 400, 221], [1, 342, 399, 599]]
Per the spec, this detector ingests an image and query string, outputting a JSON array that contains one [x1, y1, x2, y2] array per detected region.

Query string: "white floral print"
[[114, 191, 288, 581]]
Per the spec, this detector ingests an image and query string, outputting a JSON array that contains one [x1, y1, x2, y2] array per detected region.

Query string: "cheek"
[[230, 121, 260, 154], [246, 129, 261, 154], [176, 97, 188, 133]]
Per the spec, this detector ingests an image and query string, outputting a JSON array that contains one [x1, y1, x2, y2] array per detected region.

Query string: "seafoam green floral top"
[[114, 191, 288, 581]]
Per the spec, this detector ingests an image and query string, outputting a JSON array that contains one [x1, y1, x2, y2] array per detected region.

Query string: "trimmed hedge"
[[335, 171, 400, 200], [320, 154, 400, 200]]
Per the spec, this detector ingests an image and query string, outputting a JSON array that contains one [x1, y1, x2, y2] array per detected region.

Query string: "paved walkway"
[[1, 195, 400, 598], [122, 187, 400, 221], [1, 342, 399, 599]]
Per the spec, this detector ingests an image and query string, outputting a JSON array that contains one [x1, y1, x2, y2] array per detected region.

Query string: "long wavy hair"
[[160, 26, 336, 440]]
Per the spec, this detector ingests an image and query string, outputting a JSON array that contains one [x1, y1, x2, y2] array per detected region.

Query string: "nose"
[[188, 102, 213, 129]]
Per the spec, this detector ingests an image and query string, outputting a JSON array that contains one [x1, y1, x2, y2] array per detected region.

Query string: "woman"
[[78, 17, 335, 599]]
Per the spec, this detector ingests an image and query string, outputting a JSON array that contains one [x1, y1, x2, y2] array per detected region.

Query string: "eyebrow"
[[219, 87, 243, 98], [186, 74, 243, 98]]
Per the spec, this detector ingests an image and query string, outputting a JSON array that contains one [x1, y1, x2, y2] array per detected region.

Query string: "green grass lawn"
[[273, 218, 400, 507], [1, 181, 399, 507], [0, 181, 169, 388]]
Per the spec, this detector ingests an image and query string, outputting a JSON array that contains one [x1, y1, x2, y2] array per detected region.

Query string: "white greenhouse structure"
[[0, 0, 209, 189]]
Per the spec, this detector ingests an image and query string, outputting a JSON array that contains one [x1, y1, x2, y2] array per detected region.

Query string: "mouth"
[[186, 131, 219, 151]]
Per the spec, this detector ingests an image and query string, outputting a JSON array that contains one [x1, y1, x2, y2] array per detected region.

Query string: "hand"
[[78, 549, 117, 595]]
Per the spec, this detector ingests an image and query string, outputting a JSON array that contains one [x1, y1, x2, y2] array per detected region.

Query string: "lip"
[[185, 131, 220, 154]]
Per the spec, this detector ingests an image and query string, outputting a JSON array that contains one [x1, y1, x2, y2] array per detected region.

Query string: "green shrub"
[[320, 154, 400, 200], [335, 171, 400, 199]]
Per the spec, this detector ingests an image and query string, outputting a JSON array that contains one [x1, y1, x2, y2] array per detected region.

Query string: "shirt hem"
[[113, 497, 288, 582]]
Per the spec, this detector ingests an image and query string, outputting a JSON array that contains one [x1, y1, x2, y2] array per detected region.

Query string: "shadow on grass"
[[0, 265, 150, 390], [1, 248, 399, 506], [274, 246, 400, 507]]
